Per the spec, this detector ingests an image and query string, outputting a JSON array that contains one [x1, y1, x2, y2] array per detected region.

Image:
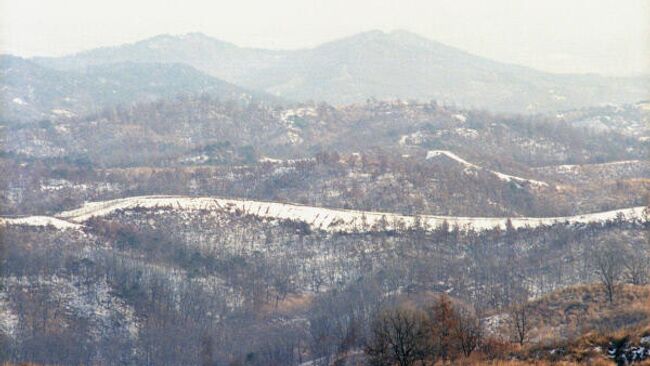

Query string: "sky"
[[1, 0, 648, 76]]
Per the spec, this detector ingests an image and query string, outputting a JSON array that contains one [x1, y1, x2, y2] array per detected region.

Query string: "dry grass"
[[523, 284, 650, 344], [259, 292, 315, 316], [478, 284, 650, 364], [451, 361, 607, 366]]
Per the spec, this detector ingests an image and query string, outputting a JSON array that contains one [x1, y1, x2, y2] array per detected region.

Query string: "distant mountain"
[[0, 55, 280, 122], [35, 30, 649, 112]]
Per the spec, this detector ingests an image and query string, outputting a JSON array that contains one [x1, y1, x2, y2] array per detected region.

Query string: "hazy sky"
[[1, 0, 648, 76]]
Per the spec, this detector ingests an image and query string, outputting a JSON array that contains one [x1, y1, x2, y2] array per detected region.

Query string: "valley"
[[0, 24, 648, 366]]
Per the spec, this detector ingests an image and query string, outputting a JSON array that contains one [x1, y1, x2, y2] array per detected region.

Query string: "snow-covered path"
[[0, 215, 82, 230], [426, 150, 549, 187], [55, 195, 647, 232]]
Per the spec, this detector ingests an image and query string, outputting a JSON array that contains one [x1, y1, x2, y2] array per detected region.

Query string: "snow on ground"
[[259, 157, 315, 164], [3, 275, 139, 341], [286, 130, 304, 144], [0, 216, 82, 230], [426, 150, 477, 169], [426, 150, 549, 188], [452, 113, 467, 123], [491, 171, 548, 188], [57, 195, 646, 233], [299, 356, 326, 366], [541, 160, 644, 172], [452, 127, 479, 139], [280, 107, 317, 122], [50, 109, 76, 118], [12, 97, 27, 105], [259, 156, 284, 163], [482, 313, 509, 336], [399, 131, 426, 145], [0, 292, 18, 338]]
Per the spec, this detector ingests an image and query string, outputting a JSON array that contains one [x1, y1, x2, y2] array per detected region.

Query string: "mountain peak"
[[387, 29, 429, 41], [318, 29, 448, 51], [347, 29, 423, 39], [139, 32, 236, 49]]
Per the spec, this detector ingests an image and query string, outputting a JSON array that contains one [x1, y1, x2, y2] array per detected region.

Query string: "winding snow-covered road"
[[52, 195, 647, 232], [2, 195, 646, 232]]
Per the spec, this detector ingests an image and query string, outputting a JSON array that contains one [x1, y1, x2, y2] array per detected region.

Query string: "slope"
[[0, 55, 280, 122]]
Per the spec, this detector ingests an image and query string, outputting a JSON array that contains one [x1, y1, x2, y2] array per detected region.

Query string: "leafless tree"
[[591, 241, 625, 303], [366, 306, 430, 366], [454, 306, 482, 357], [509, 302, 529, 345]]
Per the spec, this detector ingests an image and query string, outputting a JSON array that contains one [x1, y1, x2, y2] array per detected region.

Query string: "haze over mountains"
[[0, 55, 280, 121], [1, 29, 644, 117], [2, 22, 650, 366]]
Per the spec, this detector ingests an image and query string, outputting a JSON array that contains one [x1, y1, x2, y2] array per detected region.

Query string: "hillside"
[[0, 55, 280, 122], [478, 284, 650, 364], [2, 2, 649, 364], [1, 194, 647, 365], [2, 99, 647, 219], [34, 31, 649, 112]]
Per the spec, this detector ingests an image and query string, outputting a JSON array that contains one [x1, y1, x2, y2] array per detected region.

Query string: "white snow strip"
[[426, 150, 549, 187], [452, 113, 467, 122], [50, 109, 76, 118], [57, 195, 646, 233], [426, 150, 477, 169], [12, 97, 27, 105], [0, 216, 82, 230]]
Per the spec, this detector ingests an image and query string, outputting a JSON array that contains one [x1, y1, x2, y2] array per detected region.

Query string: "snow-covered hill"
[[54, 195, 647, 232]]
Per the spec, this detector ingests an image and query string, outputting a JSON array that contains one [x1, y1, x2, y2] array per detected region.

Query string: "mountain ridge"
[[1, 194, 645, 233], [31, 30, 648, 112], [0, 55, 282, 121]]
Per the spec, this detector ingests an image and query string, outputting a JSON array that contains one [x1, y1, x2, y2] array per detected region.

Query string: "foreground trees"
[[366, 295, 482, 365], [366, 307, 430, 366], [2, 214, 646, 365]]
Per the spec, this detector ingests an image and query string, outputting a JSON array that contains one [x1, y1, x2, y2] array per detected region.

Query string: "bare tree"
[[454, 306, 482, 357], [366, 306, 430, 366], [428, 295, 460, 361], [509, 302, 529, 345], [622, 241, 649, 285], [591, 241, 624, 303], [428, 295, 483, 359]]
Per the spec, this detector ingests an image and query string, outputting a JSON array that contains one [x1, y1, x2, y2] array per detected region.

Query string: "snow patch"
[[453, 127, 479, 139], [399, 131, 425, 145], [12, 97, 27, 105], [50, 109, 76, 118], [0, 293, 18, 337], [426, 150, 549, 188], [286, 130, 303, 144], [0, 216, 82, 230], [452, 113, 467, 123], [280, 107, 316, 125]]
